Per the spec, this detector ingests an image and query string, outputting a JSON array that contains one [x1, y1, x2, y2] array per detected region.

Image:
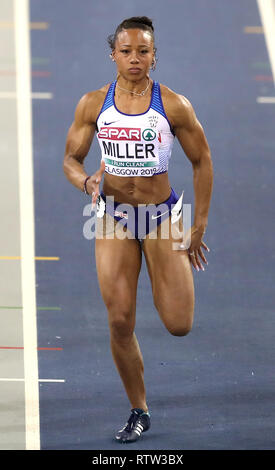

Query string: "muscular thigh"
[[142, 218, 194, 329], [95, 230, 142, 318]]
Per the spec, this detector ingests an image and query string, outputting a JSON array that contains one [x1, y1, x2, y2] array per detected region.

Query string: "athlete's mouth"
[[128, 68, 142, 73]]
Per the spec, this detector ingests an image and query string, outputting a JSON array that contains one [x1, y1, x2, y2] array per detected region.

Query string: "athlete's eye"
[[120, 49, 129, 54], [140, 50, 149, 54]]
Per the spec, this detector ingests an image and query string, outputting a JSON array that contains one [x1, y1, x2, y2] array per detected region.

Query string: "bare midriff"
[[102, 171, 171, 205]]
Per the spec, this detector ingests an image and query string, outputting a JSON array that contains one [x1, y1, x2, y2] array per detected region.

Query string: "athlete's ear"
[[151, 57, 157, 71], [109, 52, 115, 62], [151, 48, 157, 71]]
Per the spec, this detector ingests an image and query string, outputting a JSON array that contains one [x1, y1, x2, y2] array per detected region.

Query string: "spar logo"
[[142, 129, 156, 141], [98, 127, 141, 141]]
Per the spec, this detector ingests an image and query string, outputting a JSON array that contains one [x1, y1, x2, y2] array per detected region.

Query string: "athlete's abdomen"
[[102, 171, 171, 205]]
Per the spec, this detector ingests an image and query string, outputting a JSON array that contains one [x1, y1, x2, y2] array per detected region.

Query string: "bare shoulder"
[[159, 84, 196, 130], [74, 83, 110, 125]]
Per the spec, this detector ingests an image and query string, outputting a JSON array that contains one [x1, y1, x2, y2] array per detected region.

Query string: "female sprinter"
[[63, 16, 213, 444]]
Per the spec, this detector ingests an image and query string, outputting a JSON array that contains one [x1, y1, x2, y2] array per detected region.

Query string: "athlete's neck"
[[116, 75, 151, 95]]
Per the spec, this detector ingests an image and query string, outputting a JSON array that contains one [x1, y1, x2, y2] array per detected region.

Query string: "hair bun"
[[108, 16, 155, 51], [130, 16, 154, 31]]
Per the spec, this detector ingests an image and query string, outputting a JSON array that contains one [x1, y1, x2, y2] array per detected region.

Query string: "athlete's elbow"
[[191, 149, 210, 167], [64, 153, 81, 173], [63, 155, 71, 178]]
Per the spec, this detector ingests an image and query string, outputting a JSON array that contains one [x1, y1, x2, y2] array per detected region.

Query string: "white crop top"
[[96, 80, 175, 177]]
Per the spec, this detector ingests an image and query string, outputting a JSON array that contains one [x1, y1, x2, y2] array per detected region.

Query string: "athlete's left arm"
[[172, 94, 213, 235], [163, 91, 213, 270]]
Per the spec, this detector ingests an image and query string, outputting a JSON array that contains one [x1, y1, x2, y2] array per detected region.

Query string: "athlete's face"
[[112, 29, 155, 80]]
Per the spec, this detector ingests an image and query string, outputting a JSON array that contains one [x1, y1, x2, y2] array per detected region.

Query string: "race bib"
[[97, 127, 160, 177]]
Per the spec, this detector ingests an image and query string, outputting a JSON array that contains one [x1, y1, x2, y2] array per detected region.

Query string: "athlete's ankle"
[[131, 404, 149, 414]]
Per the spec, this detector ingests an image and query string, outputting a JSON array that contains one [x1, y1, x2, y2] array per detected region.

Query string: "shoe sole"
[[115, 425, 150, 444]]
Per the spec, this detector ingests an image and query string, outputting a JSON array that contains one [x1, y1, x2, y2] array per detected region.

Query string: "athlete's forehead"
[[115, 29, 153, 47]]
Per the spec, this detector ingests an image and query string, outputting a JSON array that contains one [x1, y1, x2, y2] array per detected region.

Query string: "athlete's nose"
[[130, 51, 139, 63]]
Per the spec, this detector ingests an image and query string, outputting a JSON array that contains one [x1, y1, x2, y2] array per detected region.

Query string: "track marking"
[[0, 92, 53, 99], [28, 92, 53, 99], [1, 57, 49, 67], [32, 57, 50, 65], [37, 307, 62, 311], [257, 0, 275, 85], [28, 22, 49, 30], [0, 306, 22, 309], [0, 21, 49, 30], [0, 346, 63, 351], [0, 256, 59, 260], [254, 75, 273, 81], [14, 0, 40, 450], [0, 378, 65, 383], [39, 379, 65, 383], [32, 71, 51, 77], [257, 96, 275, 103], [38, 347, 63, 351], [251, 61, 271, 70], [0, 70, 51, 77], [244, 26, 264, 33], [0, 306, 61, 310]]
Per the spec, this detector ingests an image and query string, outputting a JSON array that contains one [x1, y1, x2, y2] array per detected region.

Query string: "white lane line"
[[257, 96, 275, 103], [0, 92, 53, 99], [0, 21, 49, 30], [31, 92, 53, 99], [39, 379, 65, 383], [0, 378, 65, 383], [257, 0, 275, 86], [14, 0, 40, 451]]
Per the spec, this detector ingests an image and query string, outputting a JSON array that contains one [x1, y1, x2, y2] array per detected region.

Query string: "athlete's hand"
[[187, 226, 209, 271], [85, 160, 105, 208]]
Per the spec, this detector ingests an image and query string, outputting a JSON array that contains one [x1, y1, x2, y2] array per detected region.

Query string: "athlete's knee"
[[155, 301, 194, 337], [110, 315, 133, 337], [161, 309, 193, 337], [167, 321, 193, 337], [107, 303, 135, 341]]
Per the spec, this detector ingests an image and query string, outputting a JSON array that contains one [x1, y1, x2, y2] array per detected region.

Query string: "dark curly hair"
[[107, 16, 155, 51]]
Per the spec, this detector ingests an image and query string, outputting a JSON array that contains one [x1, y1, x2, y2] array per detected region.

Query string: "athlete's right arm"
[[63, 92, 105, 201]]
